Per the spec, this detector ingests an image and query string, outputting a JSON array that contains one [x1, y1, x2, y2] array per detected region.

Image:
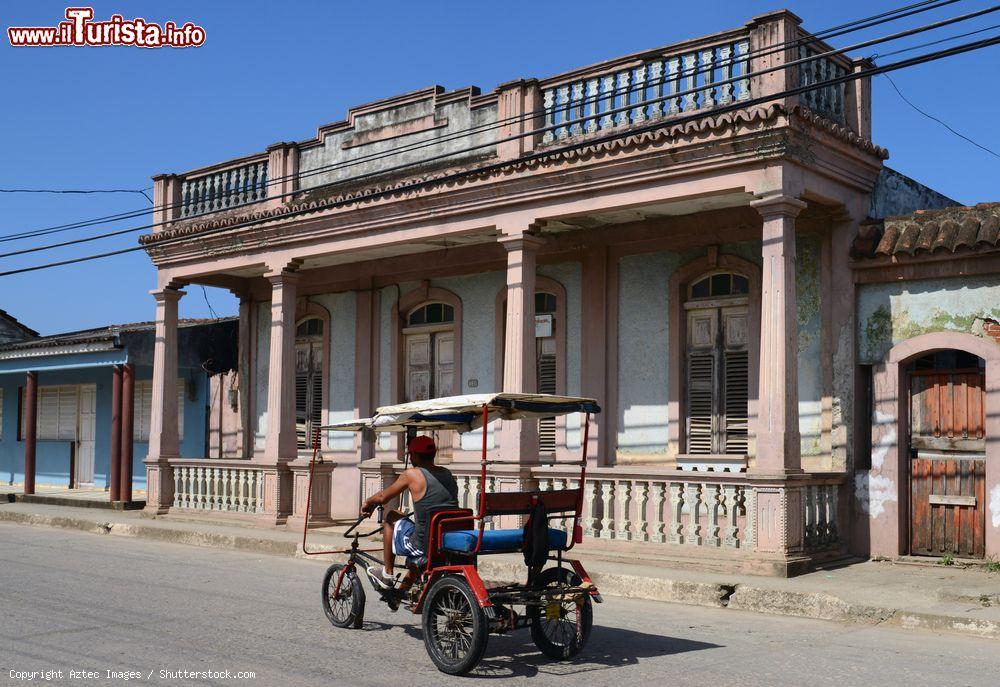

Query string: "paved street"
[[1, 523, 996, 687]]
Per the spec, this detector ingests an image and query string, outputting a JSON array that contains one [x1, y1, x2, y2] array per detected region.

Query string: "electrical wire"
[[2, 2, 996, 261], [3, 29, 998, 278], [882, 72, 1000, 158], [0, 0, 962, 244]]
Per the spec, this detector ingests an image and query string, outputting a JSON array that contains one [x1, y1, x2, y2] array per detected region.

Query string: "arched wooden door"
[[908, 351, 987, 559]]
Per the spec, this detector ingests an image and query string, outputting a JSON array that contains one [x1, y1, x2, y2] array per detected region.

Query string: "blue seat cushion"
[[440, 527, 568, 554]]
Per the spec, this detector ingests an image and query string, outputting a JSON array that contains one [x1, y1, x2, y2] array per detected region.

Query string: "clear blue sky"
[[2, 0, 998, 335]]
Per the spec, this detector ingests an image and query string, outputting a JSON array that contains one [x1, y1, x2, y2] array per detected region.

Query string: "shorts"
[[392, 516, 424, 559]]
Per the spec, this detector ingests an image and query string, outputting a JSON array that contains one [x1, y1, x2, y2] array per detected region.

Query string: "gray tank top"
[[413, 466, 458, 552]]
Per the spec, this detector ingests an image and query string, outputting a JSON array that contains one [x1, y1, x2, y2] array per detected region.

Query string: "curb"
[[2, 508, 997, 641]]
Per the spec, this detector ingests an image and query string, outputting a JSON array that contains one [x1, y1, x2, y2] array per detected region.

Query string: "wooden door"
[[909, 369, 986, 558], [434, 332, 455, 397], [76, 384, 96, 486], [405, 332, 432, 402]]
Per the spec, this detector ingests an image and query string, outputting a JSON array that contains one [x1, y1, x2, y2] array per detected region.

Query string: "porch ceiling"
[[541, 191, 755, 232]]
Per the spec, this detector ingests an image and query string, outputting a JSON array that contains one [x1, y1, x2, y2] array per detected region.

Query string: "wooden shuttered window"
[[537, 338, 558, 456], [295, 317, 324, 450], [132, 380, 185, 442], [685, 289, 749, 455], [20, 385, 79, 441]]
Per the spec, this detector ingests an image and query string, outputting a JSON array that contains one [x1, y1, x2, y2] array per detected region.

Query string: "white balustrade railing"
[[798, 46, 848, 124], [171, 461, 264, 514], [571, 470, 748, 548], [362, 463, 842, 552], [803, 483, 839, 548], [539, 37, 750, 144], [180, 158, 268, 218]]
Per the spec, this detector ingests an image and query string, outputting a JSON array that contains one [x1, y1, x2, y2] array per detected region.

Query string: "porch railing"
[[179, 156, 268, 218], [369, 462, 843, 553], [538, 34, 751, 144], [170, 460, 264, 513], [797, 45, 848, 124]]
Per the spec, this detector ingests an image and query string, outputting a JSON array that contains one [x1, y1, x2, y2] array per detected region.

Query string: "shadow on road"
[[395, 623, 720, 679]]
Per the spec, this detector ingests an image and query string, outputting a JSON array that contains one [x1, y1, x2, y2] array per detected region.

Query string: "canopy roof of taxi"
[[322, 393, 600, 434]]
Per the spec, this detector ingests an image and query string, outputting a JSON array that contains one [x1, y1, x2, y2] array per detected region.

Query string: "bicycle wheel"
[[421, 576, 489, 675], [529, 566, 593, 660], [322, 563, 365, 629]]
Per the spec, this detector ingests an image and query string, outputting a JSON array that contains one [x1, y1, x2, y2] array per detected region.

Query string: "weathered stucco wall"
[[253, 302, 270, 450], [298, 95, 497, 190], [858, 276, 1000, 365], [614, 239, 823, 461], [796, 233, 823, 457], [310, 293, 358, 451], [869, 167, 958, 219]]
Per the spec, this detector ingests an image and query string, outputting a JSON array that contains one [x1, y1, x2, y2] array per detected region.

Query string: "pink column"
[[266, 142, 300, 208], [580, 246, 608, 465], [263, 270, 299, 463], [235, 292, 254, 459], [751, 195, 806, 475], [499, 233, 543, 463], [144, 288, 184, 513]]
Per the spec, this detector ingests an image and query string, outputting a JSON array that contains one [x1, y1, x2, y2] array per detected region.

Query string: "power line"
[[3, 3, 995, 262], [3, 29, 998, 278], [0, 0, 962, 244], [882, 72, 1000, 158], [0, 187, 152, 202]]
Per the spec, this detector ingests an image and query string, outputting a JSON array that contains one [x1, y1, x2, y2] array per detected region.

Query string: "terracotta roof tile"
[[852, 203, 1000, 261]]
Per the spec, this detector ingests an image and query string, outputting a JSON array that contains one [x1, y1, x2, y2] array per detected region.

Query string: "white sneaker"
[[367, 565, 398, 591]]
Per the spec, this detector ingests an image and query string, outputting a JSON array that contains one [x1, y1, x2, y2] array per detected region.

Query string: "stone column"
[[109, 365, 122, 502], [499, 233, 543, 463], [235, 293, 253, 459], [23, 371, 37, 495], [119, 363, 136, 503], [263, 270, 299, 463], [751, 195, 806, 475], [580, 246, 608, 466], [144, 287, 184, 513]]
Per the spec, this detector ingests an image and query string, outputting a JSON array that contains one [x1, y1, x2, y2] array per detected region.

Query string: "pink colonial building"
[[140, 10, 1000, 575]]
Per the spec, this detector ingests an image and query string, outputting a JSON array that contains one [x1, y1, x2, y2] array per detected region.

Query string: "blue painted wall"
[[0, 363, 209, 490]]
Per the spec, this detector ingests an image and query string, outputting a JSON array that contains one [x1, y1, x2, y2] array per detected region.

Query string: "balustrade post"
[[668, 483, 684, 544], [685, 483, 702, 546], [746, 10, 803, 109], [615, 481, 631, 540], [266, 143, 299, 208], [707, 484, 722, 547], [599, 481, 614, 539], [651, 482, 666, 543]]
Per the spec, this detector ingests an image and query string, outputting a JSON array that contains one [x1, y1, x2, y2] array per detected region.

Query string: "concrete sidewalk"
[[2, 500, 999, 641]]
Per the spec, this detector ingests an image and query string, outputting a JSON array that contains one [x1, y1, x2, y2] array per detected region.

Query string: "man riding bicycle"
[[360, 435, 458, 604]]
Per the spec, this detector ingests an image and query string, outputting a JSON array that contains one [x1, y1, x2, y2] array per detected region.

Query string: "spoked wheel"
[[322, 563, 365, 629], [421, 576, 489, 675], [529, 566, 593, 660]]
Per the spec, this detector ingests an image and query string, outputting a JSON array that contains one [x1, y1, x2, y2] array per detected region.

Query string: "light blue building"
[[0, 317, 236, 492]]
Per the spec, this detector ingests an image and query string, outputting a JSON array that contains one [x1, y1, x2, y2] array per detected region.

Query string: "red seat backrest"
[[482, 488, 581, 516], [426, 508, 474, 568]]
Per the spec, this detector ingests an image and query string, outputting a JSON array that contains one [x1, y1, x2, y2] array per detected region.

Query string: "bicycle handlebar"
[[344, 510, 387, 539]]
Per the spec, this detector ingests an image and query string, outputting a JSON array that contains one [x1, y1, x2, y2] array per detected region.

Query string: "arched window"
[[684, 272, 749, 455], [295, 317, 324, 449], [406, 302, 454, 328], [403, 301, 456, 402]]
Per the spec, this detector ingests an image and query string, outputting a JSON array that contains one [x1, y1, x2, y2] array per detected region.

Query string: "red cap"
[[408, 435, 437, 457]]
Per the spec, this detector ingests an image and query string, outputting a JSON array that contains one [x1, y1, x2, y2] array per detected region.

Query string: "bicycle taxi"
[[301, 392, 603, 675]]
